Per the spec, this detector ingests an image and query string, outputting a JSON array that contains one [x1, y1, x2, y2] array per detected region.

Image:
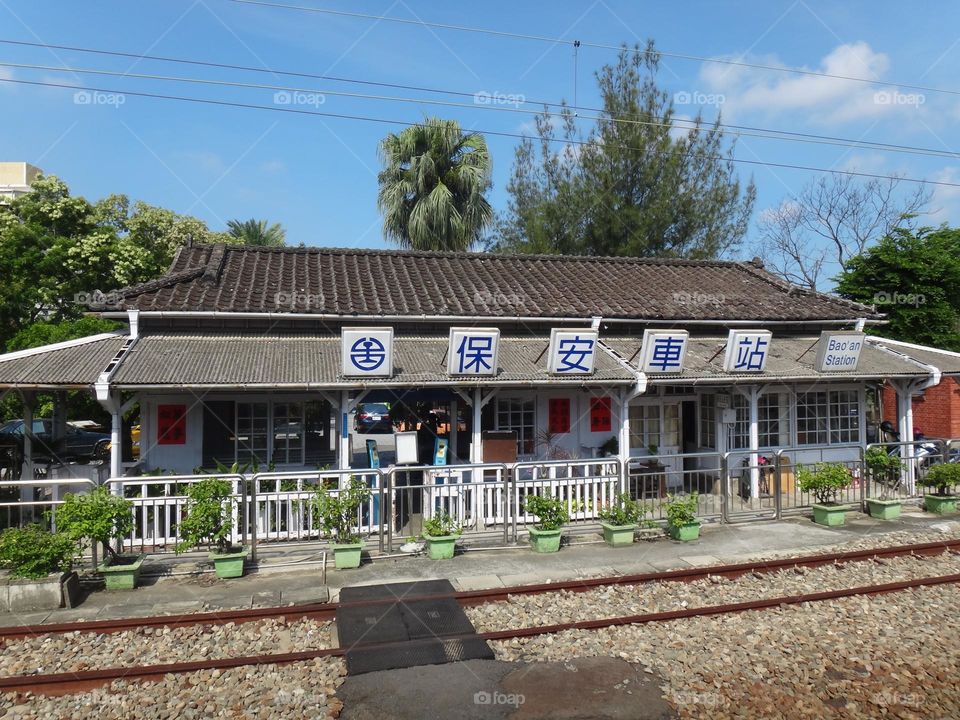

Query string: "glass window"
[[272, 402, 303, 465], [729, 394, 750, 450], [497, 398, 536, 455], [304, 400, 332, 466], [629, 404, 661, 450], [797, 391, 829, 446], [699, 394, 716, 449], [829, 390, 861, 444], [236, 402, 269, 465], [759, 392, 791, 448]]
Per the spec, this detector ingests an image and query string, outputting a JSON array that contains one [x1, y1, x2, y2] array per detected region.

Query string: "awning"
[[108, 333, 636, 389], [865, 336, 960, 376], [0, 333, 127, 389], [600, 336, 934, 384]]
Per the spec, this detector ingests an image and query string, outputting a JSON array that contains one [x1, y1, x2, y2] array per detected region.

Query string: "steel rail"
[[2, 571, 958, 697], [0, 538, 958, 641]]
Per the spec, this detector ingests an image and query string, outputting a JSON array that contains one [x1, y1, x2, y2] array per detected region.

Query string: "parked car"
[[354, 403, 393, 433], [0, 419, 111, 463]]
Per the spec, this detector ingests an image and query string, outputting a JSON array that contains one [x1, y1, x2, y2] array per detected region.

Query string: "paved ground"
[[337, 657, 675, 720], [0, 508, 953, 626]]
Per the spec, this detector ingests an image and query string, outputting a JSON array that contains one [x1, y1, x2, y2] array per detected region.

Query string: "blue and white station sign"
[[638, 329, 689, 373], [723, 330, 772, 372], [341, 327, 394, 377], [814, 331, 865, 371], [547, 329, 599, 375], [448, 327, 500, 376]]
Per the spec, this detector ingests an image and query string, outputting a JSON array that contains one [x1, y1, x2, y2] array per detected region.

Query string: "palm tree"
[[225, 218, 286, 246], [378, 118, 493, 252]]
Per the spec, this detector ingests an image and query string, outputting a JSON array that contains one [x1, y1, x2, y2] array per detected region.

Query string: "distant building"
[[0, 162, 42, 199]]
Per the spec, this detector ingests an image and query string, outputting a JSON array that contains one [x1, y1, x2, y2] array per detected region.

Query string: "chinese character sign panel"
[[157, 404, 187, 445], [547, 329, 599, 375], [590, 397, 612, 433], [814, 331, 864, 371], [342, 327, 393, 377], [447, 328, 500, 376], [638, 330, 689, 373], [723, 330, 772, 372], [548, 398, 571, 434]]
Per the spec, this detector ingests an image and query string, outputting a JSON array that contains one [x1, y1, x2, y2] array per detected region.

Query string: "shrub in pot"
[[918, 463, 960, 515], [57, 487, 142, 589], [598, 493, 648, 547], [311, 477, 371, 569], [175, 478, 247, 578], [797, 463, 853, 526], [524, 494, 569, 553], [422, 509, 461, 560], [665, 492, 700, 541], [863, 448, 903, 519]]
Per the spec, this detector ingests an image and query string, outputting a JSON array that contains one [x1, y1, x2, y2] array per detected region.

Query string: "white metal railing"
[[513, 458, 622, 530]]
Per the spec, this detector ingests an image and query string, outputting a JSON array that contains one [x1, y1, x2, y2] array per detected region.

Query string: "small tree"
[[797, 463, 853, 505], [665, 492, 699, 530], [310, 477, 371, 544], [524, 494, 569, 531], [864, 447, 903, 493], [598, 493, 648, 526], [0, 525, 76, 579], [56, 486, 134, 563], [175, 478, 236, 555], [918, 464, 960, 497], [423, 508, 461, 538]]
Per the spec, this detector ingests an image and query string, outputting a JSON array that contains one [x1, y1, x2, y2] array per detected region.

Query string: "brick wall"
[[882, 378, 960, 439]]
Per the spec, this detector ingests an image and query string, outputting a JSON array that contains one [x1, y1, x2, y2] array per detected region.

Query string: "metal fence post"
[[502, 465, 510, 546], [858, 446, 866, 512], [511, 464, 519, 543], [384, 469, 393, 554], [720, 453, 729, 524], [378, 470, 385, 555], [774, 452, 783, 521], [248, 475, 258, 564]]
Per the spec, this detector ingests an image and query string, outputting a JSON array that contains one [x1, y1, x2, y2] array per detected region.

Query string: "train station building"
[[1, 244, 960, 540]]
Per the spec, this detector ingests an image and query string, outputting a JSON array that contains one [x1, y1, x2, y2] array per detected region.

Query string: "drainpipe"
[[748, 386, 760, 499], [471, 387, 483, 463], [618, 370, 648, 487]]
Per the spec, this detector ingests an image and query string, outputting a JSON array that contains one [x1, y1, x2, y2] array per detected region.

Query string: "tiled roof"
[[866, 337, 960, 375], [602, 336, 932, 383], [110, 333, 635, 388], [0, 335, 126, 387], [98, 244, 878, 322]]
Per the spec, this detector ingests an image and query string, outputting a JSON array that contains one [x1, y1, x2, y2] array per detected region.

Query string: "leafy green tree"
[[225, 218, 286, 246], [378, 117, 493, 251], [56, 486, 134, 562], [836, 227, 960, 351], [491, 41, 755, 259]]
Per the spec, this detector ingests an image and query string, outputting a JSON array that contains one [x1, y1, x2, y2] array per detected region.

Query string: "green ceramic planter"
[[209, 547, 249, 578], [811, 503, 850, 527], [98, 554, 146, 590], [424, 535, 458, 560], [601, 522, 636, 547], [924, 494, 958, 515], [332, 542, 363, 569], [668, 522, 700, 541], [528, 527, 563, 553], [866, 498, 902, 521]]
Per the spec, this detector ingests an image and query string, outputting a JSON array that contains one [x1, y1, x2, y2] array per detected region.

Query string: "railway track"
[[1, 538, 958, 697]]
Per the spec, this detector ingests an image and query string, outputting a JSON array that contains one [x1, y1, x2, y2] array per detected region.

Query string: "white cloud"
[[699, 42, 929, 125]]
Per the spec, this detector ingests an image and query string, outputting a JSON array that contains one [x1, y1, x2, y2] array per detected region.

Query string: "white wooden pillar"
[[618, 387, 631, 489], [20, 394, 34, 499], [748, 386, 760, 499], [109, 397, 123, 483], [338, 390, 351, 471], [894, 380, 916, 493], [471, 387, 483, 464]]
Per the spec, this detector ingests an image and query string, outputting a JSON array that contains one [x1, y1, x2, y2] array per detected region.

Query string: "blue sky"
[[2, 0, 958, 263]]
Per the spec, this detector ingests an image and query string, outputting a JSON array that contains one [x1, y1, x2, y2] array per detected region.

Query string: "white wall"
[[139, 395, 203, 474]]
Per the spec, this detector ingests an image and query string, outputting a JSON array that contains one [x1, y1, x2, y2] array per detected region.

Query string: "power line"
[[2, 75, 953, 189], [230, 0, 960, 98], [2, 43, 957, 161]]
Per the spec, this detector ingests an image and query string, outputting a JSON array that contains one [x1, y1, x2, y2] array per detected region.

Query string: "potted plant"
[[310, 477, 371, 569], [0, 525, 78, 611], [864, 448, 903, 520], [598, 493, 648, 547], [57, 487, 142, 590], [422, 508, 461, 560], [524, 494, 569, 553], [665, 492, 700, 541], [175, 478, 248, 578], [797, 463, 853, 526], [918, 463, 960, 515]]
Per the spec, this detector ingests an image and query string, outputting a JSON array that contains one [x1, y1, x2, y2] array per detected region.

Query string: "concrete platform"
[[0, 512, 954, 626]]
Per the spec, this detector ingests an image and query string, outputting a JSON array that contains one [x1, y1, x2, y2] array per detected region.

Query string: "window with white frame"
[[829, 390, 861, 444], [496, 397, 536, 455], [629, 404, 661, 451], [272, 402, 304, 465], [236, 401, 269, 465], [758, 392, 791, 448], [796, 391, 829, 445], [699, 394, 716, 449], [729, 393, 750, 450]]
